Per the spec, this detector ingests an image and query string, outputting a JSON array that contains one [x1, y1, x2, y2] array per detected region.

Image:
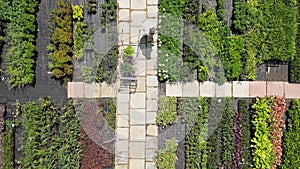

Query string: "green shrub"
[[72, 5, 83, 21], [251, 98, 273, 169], [178, 97, 209, 169], [281, 99, 300, 168], [20, 98, 82, 168], [238, 100, 252, 168], [156, 97, 177, 128], [5, 0, 39, 88], [156, 138, 178, 169], [48, 0, 73, 80], [123, 45, 134, 58], [3, 120, 15, 169]]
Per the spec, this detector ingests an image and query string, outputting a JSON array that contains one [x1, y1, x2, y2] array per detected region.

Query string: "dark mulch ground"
[[79, 100, 114, 169]]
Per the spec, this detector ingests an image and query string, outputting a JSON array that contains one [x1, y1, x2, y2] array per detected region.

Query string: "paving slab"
[[285, 83, 300, 98], [137, 59, 146, 76], [215, 82, 232, 97], [146, 59, 157, 75], [115, 165, 128, 169], [117, 115, 129, 128], [130, 93, 146, 108], [147, 0, 158, 5], [146, 162, 156, 169], [199, 81, 215, 97], [249, 81, 267, 97], [70, 82, 84, 98], [147, 75, 158, 87], [67, 82, 73, 98], [118, 92, 130, 103], [117, 127, 129, 140], [147, 6, 158, 18], [136, 77, 146, 92], [147, 87, 158, 99], [130, 26, 141, 44], [119, 9, 130, 21], [100, 82, 116, 98], [146, 149, 156, 161], [131, 0, 146, 9], [131, 11, 147, 27], [182, 81, 199, 97], [119, 22, 130, 34], [166, 83, 183, 97], [146, 125, 158, 136], [130, 109, 146, 125], [147, 100, 158, 111], [116, 140, 129, 153], [119, 33, 130, 45], [118, 102, 129, 115], [130, 126, 146, 141], [146, 136, 158, 149], [146, 111, 157, 124], [267, 81, 284, 96], [117, 152, 129, 164], [129, 142, 146, 158], [130, 159, 145, 169], [232, 81, 250, 97], [118, 0, 130, 8], [84, 83, 100, 98]]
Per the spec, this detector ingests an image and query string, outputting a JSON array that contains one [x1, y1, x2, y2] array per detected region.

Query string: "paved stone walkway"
[[116, 1, 158, 169], [166, 81, 300, 98]]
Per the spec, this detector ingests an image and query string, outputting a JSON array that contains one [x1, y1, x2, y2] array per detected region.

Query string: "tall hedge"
[[281, 99, 300, 168]]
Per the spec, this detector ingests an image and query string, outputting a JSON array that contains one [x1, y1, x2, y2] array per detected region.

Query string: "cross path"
[[67, 1, 300, 169]]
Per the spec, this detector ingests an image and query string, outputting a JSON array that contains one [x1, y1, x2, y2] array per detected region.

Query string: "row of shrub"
[[4, 0, 39, 88], [95, 0, 118, 84], [0, 105, 4, 167], [156, 97, 300, 168], [290, 1, 300, 83], [158, 0, 298, 82], [281, 99, 300, 168], [232, 0, 298, 80], [178, 97, 209, 168], [48, 0, 74, 80], [19, 98, 81, 168]]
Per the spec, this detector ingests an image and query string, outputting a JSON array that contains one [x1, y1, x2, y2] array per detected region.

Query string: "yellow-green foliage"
[[72, 5, 83, 21]]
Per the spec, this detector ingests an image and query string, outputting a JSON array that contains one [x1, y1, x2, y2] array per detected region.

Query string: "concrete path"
[[166, 81, 300, 98], [116, 1, 158, 169]]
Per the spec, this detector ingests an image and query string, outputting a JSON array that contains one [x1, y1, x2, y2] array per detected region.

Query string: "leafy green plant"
[[3, 119, 15, 169], [100, 0, 117, 27], [123, 45, 134, 58], [5, 0, 39, 88], [197, 65, 208, 82], [72, 5, 83, 21], [87, 0, 97, 14], [156, 137, 178, 169], [238, 100, 252, 168], [20, 98, 82, 168], [251, 98, 273, 169], [48, 0, 73, 80], [156, 96, 177, 128], [178, 97, 209, 169], [281, 99, 300, 168], [82, 66, 93, 83]]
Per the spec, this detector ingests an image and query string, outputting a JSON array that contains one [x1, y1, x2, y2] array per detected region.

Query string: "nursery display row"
[[0, 97, 116, 169], [158, 0, 298, 82], [157, 96, 300, 169]]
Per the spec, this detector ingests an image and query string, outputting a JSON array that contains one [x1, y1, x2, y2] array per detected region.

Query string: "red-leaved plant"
[[270, 96, 285, 168]]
